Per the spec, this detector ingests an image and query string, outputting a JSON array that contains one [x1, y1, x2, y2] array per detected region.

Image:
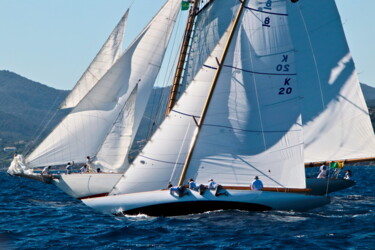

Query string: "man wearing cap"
[[251, 176, 263, 191]]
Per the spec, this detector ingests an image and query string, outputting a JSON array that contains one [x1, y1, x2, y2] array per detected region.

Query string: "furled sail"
[[185, 0, 305, 189], [287, 0, 375, 163], [110, 0, 242, 195], [60, 9, 129, 109], [25, 0, 181, 169]]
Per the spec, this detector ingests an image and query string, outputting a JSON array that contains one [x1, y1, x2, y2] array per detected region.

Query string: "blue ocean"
[[1, 166, 374, 249]]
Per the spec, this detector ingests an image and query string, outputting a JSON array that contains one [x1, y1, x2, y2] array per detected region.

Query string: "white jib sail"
[[26, 0, 181, 168], [185, 0, 305, 189], [287, 0, 375, 163], [60, 9, 129, 109], [93, 85, 137, 172], [111, 0, 242, 195]]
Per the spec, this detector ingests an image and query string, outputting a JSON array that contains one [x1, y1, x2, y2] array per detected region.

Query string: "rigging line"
[[23, 97, 63, 157], [150, 10, 186, 140], [151, 10, 186, 131], [203, 64, 297, 76], [297, 3, 325, 109], [223, 64, 297, 76], [236, 155, 285, 188], [203, 64, 218, 70], [196, 0, 213, 15], [244, 6, 288, 16], [171, 109, 201, 118]]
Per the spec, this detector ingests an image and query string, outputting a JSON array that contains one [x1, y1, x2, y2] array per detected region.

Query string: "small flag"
[[330, 162, 338, 169], [181, 0, 190, 11], [337, 162, 344, 169]]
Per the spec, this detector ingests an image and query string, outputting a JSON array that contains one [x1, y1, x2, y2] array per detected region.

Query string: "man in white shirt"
[[317, 164, 328, 179], [188, 178, 206, 195], [207, 179, 227, 196], [66, 162, 73, 175], [80, 164, 88, 174], [42, 166, 51, 176]]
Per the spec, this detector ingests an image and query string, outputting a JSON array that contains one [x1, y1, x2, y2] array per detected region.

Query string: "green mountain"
[[0, 70, 69, 140]]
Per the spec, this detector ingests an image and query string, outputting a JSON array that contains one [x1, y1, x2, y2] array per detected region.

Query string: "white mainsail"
[[185, 0, 305, 189], [60, 9, 129, 109], [25, 0, 181, 169], [111, 0, 242, 195], [287, 0, 375, 163]]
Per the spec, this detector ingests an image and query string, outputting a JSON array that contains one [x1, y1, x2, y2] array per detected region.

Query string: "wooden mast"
[[165, 0, 200, 116], [178, 1, 246, 186]]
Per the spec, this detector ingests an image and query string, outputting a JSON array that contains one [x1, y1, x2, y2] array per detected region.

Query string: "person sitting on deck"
[[80, 164, 88, 174], [344, 170, 352, 180], [207, 179, 227, 196], [188, 178, 206, 195], [96, 168, 101, 173], [251, 176, 263, 191], [86, 156, 93, 172], [42, 166, 52, 176], [317, 164, 329, 179], [168, 183, 187, 197]]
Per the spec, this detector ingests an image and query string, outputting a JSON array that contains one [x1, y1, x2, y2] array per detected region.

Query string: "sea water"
[[0, 166, 374, 249]]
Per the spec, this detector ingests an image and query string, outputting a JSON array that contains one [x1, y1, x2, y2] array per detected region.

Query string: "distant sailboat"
[[82, 0, 375, 216], [8, 0, 182, 198]]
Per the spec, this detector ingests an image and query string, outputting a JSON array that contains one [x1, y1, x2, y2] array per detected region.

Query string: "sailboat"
[[7, 0, 183, 198], [8, 0, 375, 216], [80, 0, 375, 216]]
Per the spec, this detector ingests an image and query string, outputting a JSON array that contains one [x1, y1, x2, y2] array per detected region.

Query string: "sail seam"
[[202, 123, 298, 133]]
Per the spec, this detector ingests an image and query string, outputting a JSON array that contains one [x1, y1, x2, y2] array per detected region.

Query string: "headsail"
[[60, 9, 129, 109], [110, 0, 243, 195], [287, 0, 375, 163], [25, 0, 181, 169]]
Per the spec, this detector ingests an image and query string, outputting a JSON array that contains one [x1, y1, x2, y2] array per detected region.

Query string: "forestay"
[[26, 0, 181, 169], [185, 0, 305, 189], [60, 9, 129, 109], [111, 0, 241, 195], [287, 0, 375, 163]]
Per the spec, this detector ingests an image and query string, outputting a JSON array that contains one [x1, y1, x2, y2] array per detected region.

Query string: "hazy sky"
[[0, 0, 374, 90]]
